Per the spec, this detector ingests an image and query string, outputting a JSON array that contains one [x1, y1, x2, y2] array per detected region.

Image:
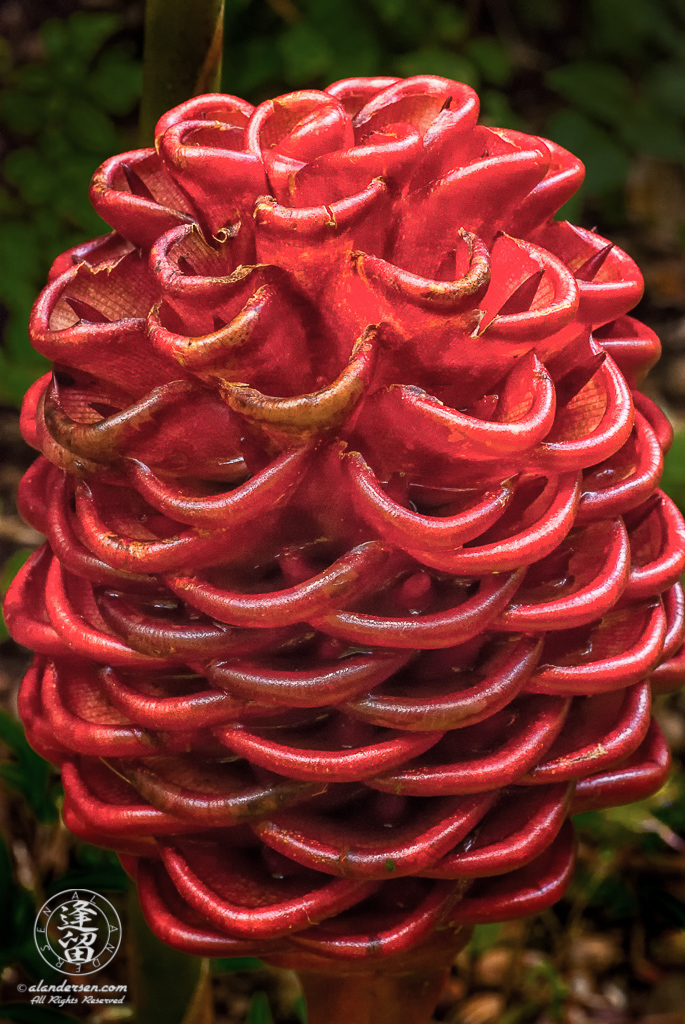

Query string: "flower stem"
[[298, 963, 452, 1024], [127, 885, 214, 1024], [272, 929, 472, 1024], [139, 0, 224, 145]]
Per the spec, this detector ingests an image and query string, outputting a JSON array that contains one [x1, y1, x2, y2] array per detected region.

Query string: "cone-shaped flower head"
[[7, 76, 685, 965]]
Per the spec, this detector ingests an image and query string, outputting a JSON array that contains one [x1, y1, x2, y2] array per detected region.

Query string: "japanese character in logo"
[[34, 889, 121, 975]]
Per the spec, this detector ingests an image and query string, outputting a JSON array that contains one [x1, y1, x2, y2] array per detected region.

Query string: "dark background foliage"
[[2, 2, 685, 1021]]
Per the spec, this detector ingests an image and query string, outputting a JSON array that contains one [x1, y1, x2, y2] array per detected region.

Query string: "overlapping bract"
[[7, 75, 685, 966]]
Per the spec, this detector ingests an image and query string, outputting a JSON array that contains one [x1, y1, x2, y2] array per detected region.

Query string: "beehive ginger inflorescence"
[[6, 74, 685, 963]]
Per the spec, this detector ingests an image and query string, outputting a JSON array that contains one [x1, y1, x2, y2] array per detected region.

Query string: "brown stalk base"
[[269, 927, 472, 1024]]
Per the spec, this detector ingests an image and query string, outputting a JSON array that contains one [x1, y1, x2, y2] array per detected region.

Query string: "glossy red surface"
[[6, 75, 685, 966]]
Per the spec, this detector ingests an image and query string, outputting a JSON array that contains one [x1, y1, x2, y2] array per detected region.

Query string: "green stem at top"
[[139, 0, 224, 145]]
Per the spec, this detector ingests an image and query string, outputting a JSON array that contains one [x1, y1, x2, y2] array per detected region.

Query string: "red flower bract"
[[6, 75, 685, 967]]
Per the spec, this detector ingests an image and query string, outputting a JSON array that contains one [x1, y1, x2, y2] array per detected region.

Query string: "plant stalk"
[[139, 0, 224, 145], [298, 963, 451, 1024], [271, 928, 472, 1024], [127, 885, 214, 1024]]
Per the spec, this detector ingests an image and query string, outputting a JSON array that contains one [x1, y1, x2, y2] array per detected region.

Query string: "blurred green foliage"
[[0, 700, 127, 1006], [0, 1005, 80, 1022], [0, 550, 31, 643], [571, 768, 685, 933], [0, 831, 51, 985], [247, 991, 275, 1024], [0, 707, 60, 823], [213, 956, 265, 972], [0, 10, 141, 406], [661, 431, 685, 512], [45, 839, 128, 898]]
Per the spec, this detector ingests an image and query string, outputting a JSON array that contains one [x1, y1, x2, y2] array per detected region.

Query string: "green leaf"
[[517, 0, 564, 31], [368, 0, 411, 27], [545, 61, 633, 127], [66, 11, 121, 63], [0, 832, 51, 980], [212, 957, 265, 972], [328, 41, 382, 83], [223, 0, 252, 24], [278, 23, 334, 86], [64, 99, 118, 154], [0, 366, 48, 407], [469, 922, 502, 954], [2, 550, 32, 595], [49, 161, 109, 234], [432, 4, 468, 45], [14, 64, 52, 94], [587, 0, 675, 58], [45, 864, 129, 897], [0, 349, 48, 408], [4, 147, 56, 205], [523, 958, 568, 1020], [86, 46, 142, 116], [0, 709, 34, 759], [544, 109, 630, 194], [0, 186, 15, 215], [128, 888, 210, 1024], [465, 37, 511, 86], [585, 872, 638, 918], [302, 0, 382, 83], [617, 100, 685, 160], [572, 809, 607, 839], [246, 992, 274, 1024], [645, 61, 685, 118], [394, 47, 479, 89], [366, 0, 437, 45], [295, 993, 308, 1024], [2, 302, 36, 363], [40, 19, 69, 60], [479, 89, 524, 129], [661, 429, 685, 513], [0, 90, 46, 135], [0, 709, 60, 823], [0, 220, 42, 283], [0, 1005, 79, 1023], [230, 37, 281, 96]]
